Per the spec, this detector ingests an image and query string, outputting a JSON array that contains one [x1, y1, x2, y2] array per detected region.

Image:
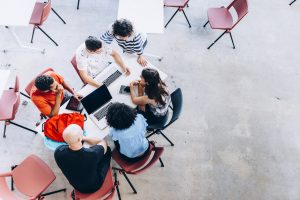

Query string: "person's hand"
[[74, 92, 83, 101], [55, 84, 64, 96], [123, 66, 131, 76], [130, 80, 140, 87], [137, 55, 147, 67]]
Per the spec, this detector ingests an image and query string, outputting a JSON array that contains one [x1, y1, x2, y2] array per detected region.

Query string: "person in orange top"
[[30, 71, 82, 117]]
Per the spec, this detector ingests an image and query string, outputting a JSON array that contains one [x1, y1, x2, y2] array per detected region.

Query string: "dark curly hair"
[[106, 102, 137, 130], [112, 19, 133, 37], [35, 75, 54, 91], [142, 68, 169, 106], [85, 36, 102, 52]]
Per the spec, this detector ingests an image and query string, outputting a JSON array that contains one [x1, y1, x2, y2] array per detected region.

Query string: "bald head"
[[63, 124, 83, 145]]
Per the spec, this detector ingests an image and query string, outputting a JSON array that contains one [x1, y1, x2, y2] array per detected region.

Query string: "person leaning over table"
[[30, 71, 82, 117], [75, 36, 130, 88], [106, 102, 150, 162], [54, 124, 111, 193], [100, 18, 148, 67], [129, 68, 171, 125]]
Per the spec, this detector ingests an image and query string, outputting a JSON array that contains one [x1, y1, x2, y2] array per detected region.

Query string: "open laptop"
[[81, 84, 113, 130], [95, 64, 123, 87]]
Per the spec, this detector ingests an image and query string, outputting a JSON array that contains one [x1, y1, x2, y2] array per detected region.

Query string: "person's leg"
[[61, 90, 72, 106]]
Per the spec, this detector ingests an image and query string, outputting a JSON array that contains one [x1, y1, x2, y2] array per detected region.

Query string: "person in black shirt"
[[54, 124, 111, 193]]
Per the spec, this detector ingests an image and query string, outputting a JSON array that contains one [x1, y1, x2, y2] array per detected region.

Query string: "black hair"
[[142, 68, 169, 106], [35, 75, 54, 91], [106, 102, 137, 130], [85, 36, 102, 52], [112, 19, 133, 37]]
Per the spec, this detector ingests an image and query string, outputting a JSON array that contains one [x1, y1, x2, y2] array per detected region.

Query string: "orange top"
[[30, 71, 64, 116]]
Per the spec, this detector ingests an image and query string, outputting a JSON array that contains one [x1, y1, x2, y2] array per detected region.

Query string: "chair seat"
[[0, 90, 16, 120], [164, 0, 188, 7], [30, 2, 45, 25], [74, 168, 115, 200], [207, 8, 233, 30], [0, 177, 21, 200]]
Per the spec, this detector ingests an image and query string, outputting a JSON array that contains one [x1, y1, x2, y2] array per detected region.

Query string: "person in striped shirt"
[[100, 19, 148, 67]]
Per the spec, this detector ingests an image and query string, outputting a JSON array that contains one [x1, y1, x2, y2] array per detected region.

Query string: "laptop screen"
[[81, 85, 112, 115]]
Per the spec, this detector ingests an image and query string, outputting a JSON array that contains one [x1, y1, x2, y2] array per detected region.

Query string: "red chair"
[[71, 55, 87, 85], [203, 0, 248, 49], [30, 0, 62, 46], [0, 154, 66, 199], [72, 168, 119, 200], [112, 143, 164, 199], [164, 0, 191, 28], [0, 76, 38, 138], [290, 0, 297, 5]]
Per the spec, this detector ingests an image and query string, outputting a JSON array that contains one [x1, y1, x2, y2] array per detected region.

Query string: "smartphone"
[[119, 85, 130, 94]]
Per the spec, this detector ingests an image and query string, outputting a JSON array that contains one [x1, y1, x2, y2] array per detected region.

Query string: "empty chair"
[[164, 0, 191, 28], [0, 154, 66, 199], [72, 168, 118, 200], [112, 142, 164, 199], [203, 0, 248, 49], [290, 0, 297, 5], [30, 0, 64, 46], [146, 88, 183, 146], [71, 55, 87, 85], [0, 76, 37, 138]]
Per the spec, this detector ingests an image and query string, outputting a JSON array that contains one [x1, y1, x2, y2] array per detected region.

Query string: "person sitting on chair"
[[75, 36, 130, 87], [54, 124, 111, 193], [130, 68, 171, 125], [106, 102, 150, 162], [30, 71, 82, 117], [100, 18, 148, 67]]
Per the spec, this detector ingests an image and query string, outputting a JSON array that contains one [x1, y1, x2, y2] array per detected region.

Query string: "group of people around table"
[[29, 19, 171, 193]]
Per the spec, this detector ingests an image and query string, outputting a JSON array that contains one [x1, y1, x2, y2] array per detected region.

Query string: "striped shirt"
[[100, 24, 147, 55]]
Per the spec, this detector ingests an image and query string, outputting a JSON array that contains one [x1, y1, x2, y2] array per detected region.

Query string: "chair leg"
[[31, 27, 36, 43], [203, 20, 209, 28], [207, 30, 227, 49], [146, 130, 157, 139], [51, 8, 66, 24], [159, 158, 165, 167], [10, 165, 17, 190], [77, 0, 80, 9], [20, 92, 30, 99], [182, 9, 191, 28], [229, 32, 235, 49], [165, 8, 180, 28], [3, 121, 7, 138], [9, 121, 38, 134], [41, 188, 66, 197], [290, 0, 297, 5], [36, 26, 58, 46], [122, 171, 137, 194], [113, 170, 122, 200], [158, 130, 174, 146]]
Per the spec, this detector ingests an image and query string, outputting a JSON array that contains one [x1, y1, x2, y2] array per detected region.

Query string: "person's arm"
[[129, 81, 152, 106], [110, 50, 130, 75], [61, 81, 83, 100], [79, 70, 102, 88], [83, 136, 107, 153], [49, 85, 64, 117], [135, 33, 148, 67]]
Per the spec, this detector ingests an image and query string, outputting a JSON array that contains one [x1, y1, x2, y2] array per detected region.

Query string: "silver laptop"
[[80, 85, 113, 129], [95, 64, 123, 87]]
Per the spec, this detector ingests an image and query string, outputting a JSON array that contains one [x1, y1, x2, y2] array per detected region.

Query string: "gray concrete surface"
[[1, 0, 300, 199]]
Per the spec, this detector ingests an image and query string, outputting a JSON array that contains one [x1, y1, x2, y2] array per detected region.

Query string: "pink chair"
[[164, 0, 191, 28], [112, 143, 164, 199], [72, 168, 118, 200], [290, 0, 297, 5], [0, 154, 66, 199], [0, 76, 38, 138], [71, 55, 87, 85], [203, 0, 248, 49], [30, 0, 62, 46]]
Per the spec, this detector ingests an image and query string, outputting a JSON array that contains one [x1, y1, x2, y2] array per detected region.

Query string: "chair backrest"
[[74, 168, 115, 200], [11, 155, 56, 198], [112, 144, 164, 175], [71, 55, 86, 84], [41, 0, 52, 25], [25, 68, 54, 96], [164, 88, 183, 128], [228, 0, 248, 29]]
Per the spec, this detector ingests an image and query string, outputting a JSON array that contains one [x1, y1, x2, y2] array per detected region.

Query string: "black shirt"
[[54, 145, 110, 193]]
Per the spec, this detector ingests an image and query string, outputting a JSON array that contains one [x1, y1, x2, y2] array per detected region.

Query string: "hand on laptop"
[[74, 92, 83, 101]]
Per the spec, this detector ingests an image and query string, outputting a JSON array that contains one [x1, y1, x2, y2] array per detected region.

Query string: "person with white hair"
[[54, 124, 111, 193]]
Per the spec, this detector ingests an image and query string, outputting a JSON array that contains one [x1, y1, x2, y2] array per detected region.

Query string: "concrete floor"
[[1, 0, 300, 199]]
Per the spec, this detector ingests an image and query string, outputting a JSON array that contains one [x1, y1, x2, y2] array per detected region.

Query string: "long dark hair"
[[142, 68, 169, 106]]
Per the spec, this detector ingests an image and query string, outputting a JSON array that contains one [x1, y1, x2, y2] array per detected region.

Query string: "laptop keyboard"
[[102, 70, 122, 86], [94, 102, 113, 121]]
